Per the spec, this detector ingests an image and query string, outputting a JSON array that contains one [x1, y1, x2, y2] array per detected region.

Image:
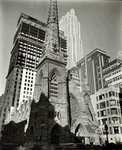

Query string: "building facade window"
[[114, 127, 119, 134], [98, 120, 100, 125], [119, 117, 121, 124], [99, 95, 102, 100], [109, 127, 112, 134], [50, 72, 58, 97], [109, 91, 112, 97], [117, 100, 119, 106], [111, 108, 117, 115], [110, 99, 116, 106], [107, 101, 109, 107], [112, 91, 115, 96], [102, 118, 107, 125], [100, 102, 106, 109], [107, 109, 110, 115], [121, 127, 122, 134], [101, 110, 106, 117], [97, 104, 99, 109], [97, 112, 100, 117], [112, 117, 119, 124], [109, 118, 111, 124]]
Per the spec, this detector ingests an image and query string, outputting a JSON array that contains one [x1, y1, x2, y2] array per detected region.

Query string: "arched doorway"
[[51, 124, 63, 144], [30, 126, 34, 135], [29, 125, 35, 141], [75, 124, 85, 143]]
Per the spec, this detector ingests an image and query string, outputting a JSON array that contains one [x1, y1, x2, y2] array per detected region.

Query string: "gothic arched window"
[[50, 72, 58, 97]]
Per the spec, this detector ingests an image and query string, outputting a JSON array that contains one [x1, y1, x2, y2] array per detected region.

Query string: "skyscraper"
[[77, 48, 110, 94], [59, 9, 83, 70], [4, 13, 67, 109]]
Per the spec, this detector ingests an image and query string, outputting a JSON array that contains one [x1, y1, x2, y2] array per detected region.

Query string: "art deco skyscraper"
[[59, 9, 83, 70]]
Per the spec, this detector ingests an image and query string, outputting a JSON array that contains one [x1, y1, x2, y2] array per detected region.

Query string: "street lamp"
[[41, 120, 45, 141], [104, 124, 109, 145]]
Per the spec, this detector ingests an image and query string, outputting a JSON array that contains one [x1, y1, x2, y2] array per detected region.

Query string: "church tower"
[[32, 0, 69, 144], [34, 0, 67, 100]]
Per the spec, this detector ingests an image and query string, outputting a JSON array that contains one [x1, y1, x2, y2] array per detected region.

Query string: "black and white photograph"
[[0, 0, 122, 149]]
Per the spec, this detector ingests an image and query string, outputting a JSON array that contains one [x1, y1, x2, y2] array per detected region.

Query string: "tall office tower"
[[59, 9, 83, 70], [77, 48, 110, 94], [3, 13, 67, 116]]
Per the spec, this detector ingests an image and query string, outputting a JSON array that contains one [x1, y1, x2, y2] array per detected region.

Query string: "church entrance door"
[[75, 124, 85, 143], [51, 124, 63, 145]]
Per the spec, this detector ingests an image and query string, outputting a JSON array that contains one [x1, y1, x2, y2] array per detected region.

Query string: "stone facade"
[[69, 72, 101, 145], [25, 0, 70, 147], [26, 93, 70, 147]]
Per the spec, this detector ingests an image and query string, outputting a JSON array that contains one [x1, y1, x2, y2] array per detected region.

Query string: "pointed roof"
[[47, 0, 59, 25], [43, 0, 60, 56], [69, 9, 75, 15], [38, 0, 66, 66]]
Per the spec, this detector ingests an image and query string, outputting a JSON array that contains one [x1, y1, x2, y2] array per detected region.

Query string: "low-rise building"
[[94, 85, 122, 143], [103, 58, 122, 88], [103, 51, 122, 88]]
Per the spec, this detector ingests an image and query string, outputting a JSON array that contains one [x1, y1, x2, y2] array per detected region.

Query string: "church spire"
[[47, 0, 59, 25], [43, 0, 60, 57]]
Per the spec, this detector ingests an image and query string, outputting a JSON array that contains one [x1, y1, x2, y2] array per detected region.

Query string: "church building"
[[25, 0, 102, 147]]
